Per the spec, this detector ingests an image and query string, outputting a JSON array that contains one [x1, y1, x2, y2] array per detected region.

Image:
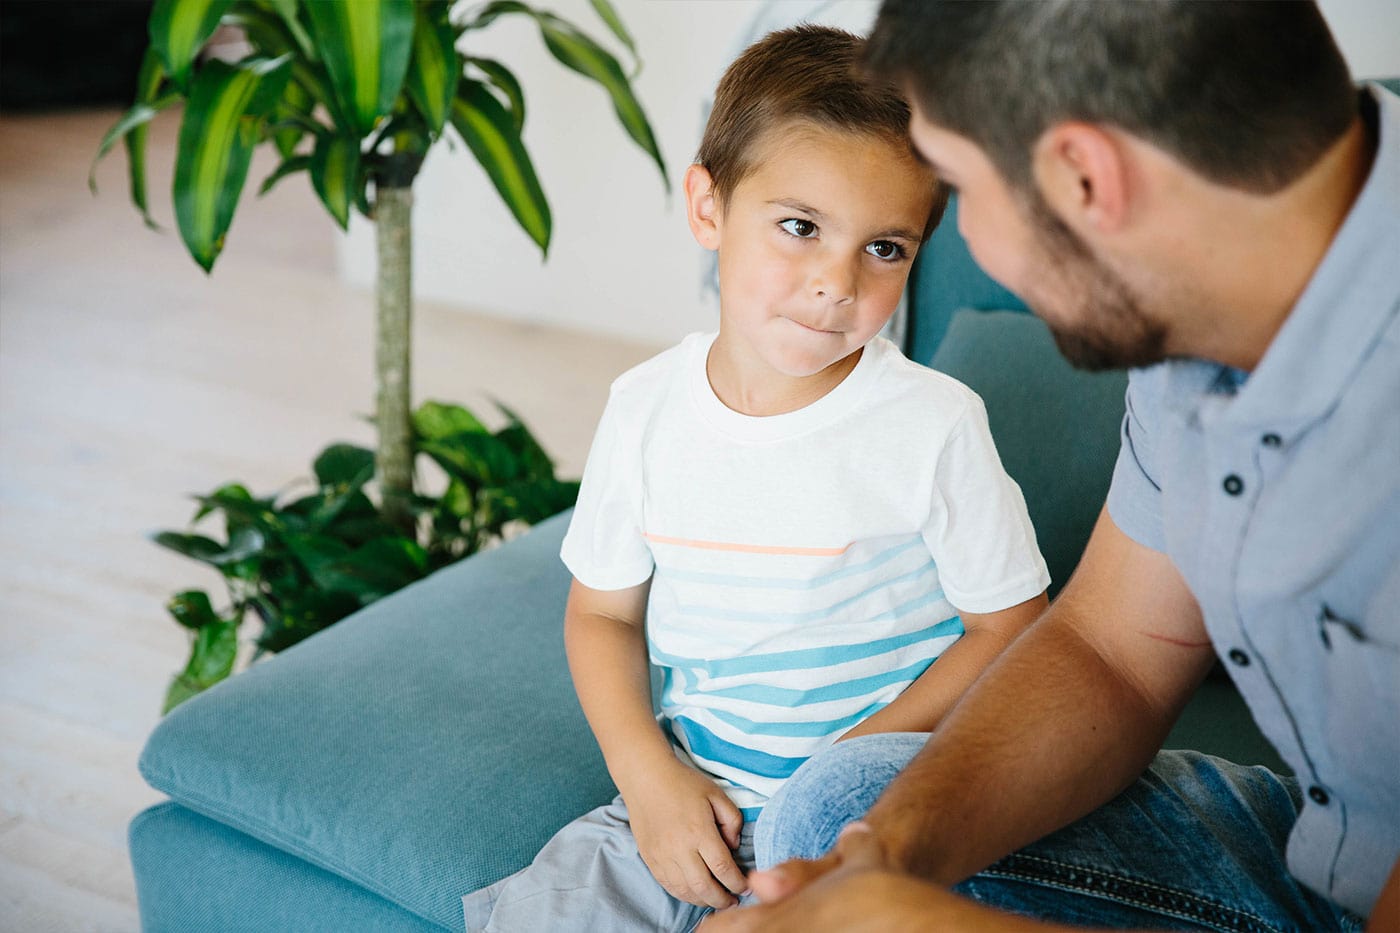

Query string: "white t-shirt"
[[561, 332, 1049, 816]]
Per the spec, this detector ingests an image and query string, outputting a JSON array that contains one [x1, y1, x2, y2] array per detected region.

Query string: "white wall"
[[336, 0, 1400, 347]]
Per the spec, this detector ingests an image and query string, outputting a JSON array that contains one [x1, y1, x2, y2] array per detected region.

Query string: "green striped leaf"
[[537, 13, 666, 189], [258, 154, 312, 196], [126, 47, 170, 228], [467, 57, 524, 132], [223, 4, 296, 55], [90, 44, 178, 229], [458, 0, 534, 32], [271, 80, 314, 159], [290, 58, 351, 129], [309, 133, 362, 230], [405, 0, 460, 135], [223, 5, 346, 129], [450, 79, 550, 253], [305, 0, 415, 137], [173, 55, 293, 272], [260, 0, 316, 60], [456, 2, 664, 189], [148, 0, 234, 91], [588, 0, 637, 67]]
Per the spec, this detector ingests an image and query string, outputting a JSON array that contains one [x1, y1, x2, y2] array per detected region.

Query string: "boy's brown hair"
[[696, 24, 948, 240]]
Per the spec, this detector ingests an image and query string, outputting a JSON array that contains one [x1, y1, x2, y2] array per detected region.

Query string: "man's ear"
[[1032, 123, 1128, 233], [684, 163, 722, 250]]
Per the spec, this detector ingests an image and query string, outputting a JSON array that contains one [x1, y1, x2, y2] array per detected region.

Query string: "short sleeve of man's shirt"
[[1106, 367, 1168, 552], [559, 387, 654, 591], [923, 395, 1051, 614]]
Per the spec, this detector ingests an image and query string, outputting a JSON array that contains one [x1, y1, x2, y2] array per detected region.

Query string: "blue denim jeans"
[[753, 735, 1363, 932]]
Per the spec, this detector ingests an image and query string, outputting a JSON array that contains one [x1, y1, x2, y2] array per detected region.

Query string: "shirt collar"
[[1163, 84, 1400, 436]]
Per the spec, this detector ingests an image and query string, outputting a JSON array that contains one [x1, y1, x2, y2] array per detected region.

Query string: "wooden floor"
[[0, 108, 662, 932]]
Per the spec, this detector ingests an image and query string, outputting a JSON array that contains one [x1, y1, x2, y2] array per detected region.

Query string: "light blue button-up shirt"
[[1106, 84, 1400, 917]]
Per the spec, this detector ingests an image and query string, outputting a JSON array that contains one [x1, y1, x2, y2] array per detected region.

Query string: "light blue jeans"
[[754, 735, 1364, 932]]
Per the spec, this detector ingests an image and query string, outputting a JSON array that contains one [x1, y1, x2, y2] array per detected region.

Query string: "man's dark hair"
[[863, 0, 1356, 194]]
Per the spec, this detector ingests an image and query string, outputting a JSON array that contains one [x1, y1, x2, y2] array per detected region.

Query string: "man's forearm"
[[865, 608, 1185, 885]]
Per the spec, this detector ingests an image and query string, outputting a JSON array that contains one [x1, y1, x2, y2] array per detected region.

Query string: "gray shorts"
[[462, 794, 757, 933]]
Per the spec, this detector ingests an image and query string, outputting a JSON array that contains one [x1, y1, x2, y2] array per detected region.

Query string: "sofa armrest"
[[137, 509, 614, 930]]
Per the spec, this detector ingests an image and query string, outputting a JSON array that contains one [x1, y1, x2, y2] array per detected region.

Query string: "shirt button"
[[1261, 433, 1282, 448], [1308, 785, 1330, 805], [1223, 474, 1244, 496], [1228, 648, 1250, 667]]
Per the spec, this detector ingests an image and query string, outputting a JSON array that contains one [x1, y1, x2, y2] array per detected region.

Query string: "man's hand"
[[624, 759, 749, 909], [744, 820, 881, 904], [701, 823, 1059, 932]]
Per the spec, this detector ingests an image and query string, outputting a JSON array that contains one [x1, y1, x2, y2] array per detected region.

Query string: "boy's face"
[[688, 123, 936, 383]]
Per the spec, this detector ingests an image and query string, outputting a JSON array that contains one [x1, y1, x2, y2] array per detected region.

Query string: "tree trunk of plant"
[[375, 183, 415, 537]]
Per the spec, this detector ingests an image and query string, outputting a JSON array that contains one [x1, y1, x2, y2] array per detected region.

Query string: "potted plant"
[[91, 0, 666, 711]]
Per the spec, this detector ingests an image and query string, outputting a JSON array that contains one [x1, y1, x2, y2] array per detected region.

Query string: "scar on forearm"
[[1141, 632, 1214, 649]]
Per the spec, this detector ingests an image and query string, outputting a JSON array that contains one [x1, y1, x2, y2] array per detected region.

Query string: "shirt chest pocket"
[[1320, 569, 1400, 785]]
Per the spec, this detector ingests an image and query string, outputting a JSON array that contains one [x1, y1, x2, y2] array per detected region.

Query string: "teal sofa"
[[129, 197, 1284, 932]]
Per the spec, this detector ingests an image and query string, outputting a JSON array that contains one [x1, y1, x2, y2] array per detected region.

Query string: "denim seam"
[[983, 853, 1286, 933]]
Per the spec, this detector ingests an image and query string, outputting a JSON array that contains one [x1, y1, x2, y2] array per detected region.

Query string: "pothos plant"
[[154, 400, 580, 712], [91, 0, 666, 711]]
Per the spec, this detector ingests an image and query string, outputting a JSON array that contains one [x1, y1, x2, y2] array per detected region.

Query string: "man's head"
[[864, 1, 1358, 370], [686, 26, 943, 384]]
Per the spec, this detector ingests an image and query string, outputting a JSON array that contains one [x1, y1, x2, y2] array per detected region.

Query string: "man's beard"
[[1022, 193, 1168, 372]]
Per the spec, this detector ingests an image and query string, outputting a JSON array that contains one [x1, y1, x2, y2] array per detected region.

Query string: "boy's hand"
[[623, 758, 749, 909]]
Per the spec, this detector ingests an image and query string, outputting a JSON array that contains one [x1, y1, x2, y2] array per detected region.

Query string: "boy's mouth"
[[785, 317, 843, 335]]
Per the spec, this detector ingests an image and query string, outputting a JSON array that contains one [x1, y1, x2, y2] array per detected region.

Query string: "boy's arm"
[[838, 591, 1047, 741], [564, 578, 750, 908]]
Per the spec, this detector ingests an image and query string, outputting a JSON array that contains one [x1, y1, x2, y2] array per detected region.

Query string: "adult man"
[[703, 1, 1399, 930]]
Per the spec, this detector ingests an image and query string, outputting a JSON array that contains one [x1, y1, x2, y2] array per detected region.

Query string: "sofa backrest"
[[903, 197, 1127, 597]]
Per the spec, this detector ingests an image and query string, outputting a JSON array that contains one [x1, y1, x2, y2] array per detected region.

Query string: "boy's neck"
[[706, 337, 865, 417]]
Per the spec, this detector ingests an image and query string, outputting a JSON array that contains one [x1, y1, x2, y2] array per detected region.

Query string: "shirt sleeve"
[[559, 386, 655, 591], [1105, 368, 1167, 552], [923, 395, 1051, 614]]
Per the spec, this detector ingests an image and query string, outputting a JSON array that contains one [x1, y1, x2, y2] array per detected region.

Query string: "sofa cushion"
[[930, 309, 1128, 596], [139, 510, 611, 930], [130, 802, 443, 931]]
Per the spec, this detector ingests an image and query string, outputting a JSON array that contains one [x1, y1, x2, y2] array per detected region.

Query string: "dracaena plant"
[[91, 0, 665, 711]]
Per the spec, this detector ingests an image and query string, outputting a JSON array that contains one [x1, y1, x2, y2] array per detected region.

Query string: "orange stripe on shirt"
[[643, 533, 853, 557]]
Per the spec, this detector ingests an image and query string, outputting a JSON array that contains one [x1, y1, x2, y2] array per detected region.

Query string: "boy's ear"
[[684, 163, 722, 250], [1031, 122, 1128, 234]]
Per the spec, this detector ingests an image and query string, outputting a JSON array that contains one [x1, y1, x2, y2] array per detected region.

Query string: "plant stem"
[[375, 183, 415, 537]]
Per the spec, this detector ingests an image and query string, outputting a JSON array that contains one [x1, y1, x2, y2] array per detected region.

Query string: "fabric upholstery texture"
[[906, 198, 1029, 363], [129, 802, 444, 932], [136, 510, 608, 929]]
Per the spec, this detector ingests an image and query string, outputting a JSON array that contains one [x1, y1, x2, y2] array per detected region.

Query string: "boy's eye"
[[779, 218, 817, 238], [866, 240, 906, 261]]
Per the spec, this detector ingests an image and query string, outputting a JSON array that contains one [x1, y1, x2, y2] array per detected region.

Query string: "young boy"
[[462, 25, 1049, 932]]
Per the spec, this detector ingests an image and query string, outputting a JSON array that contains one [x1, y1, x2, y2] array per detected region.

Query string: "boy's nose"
[[810, 255, 857, 305]]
